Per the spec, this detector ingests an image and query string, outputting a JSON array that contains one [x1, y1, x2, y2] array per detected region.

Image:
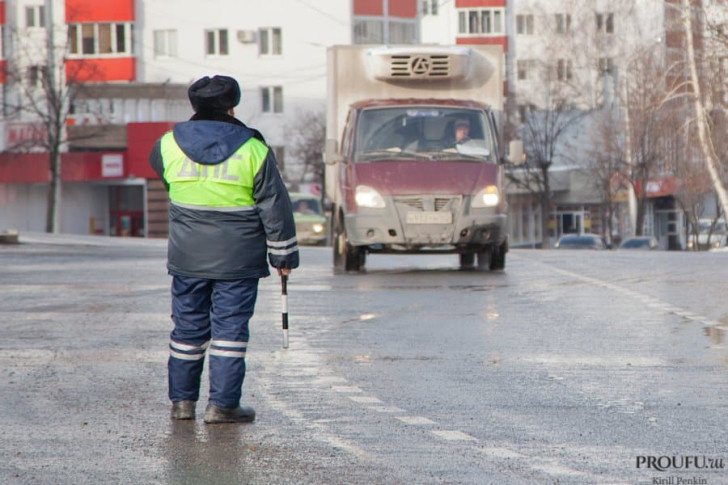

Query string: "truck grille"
[[390, 55, 450, 78], [398, 197, 424, 210], [435, 197, 456, 211]]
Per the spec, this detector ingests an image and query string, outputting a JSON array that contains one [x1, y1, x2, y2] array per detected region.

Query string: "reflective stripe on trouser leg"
[[168, 276, 213, 402], [208, 278, 258, 408]]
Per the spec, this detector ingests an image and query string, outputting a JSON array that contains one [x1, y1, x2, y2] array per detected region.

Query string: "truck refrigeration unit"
[[324, 45, 523, 272]]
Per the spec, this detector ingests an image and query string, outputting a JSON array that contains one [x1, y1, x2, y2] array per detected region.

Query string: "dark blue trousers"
[[168, 275, 258, 408]]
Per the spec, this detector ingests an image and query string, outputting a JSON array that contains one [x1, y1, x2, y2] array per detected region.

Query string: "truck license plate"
[[406, 211, 452, 224]]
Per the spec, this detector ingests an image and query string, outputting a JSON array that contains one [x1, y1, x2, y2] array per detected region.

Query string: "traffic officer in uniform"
[[149, 75, 299, 423]]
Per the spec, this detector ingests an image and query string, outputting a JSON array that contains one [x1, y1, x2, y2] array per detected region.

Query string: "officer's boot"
[[203, 403, 256, 424], [170, 400, 196, 420]]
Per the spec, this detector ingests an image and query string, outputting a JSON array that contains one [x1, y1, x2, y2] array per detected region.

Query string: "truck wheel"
[[476, 248, 490, 269], [459, 252, 475, 269], [489, 241, 506, 271], [333, 213, 364, 272]]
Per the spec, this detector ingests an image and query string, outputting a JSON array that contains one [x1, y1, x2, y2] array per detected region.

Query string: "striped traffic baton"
[[281, 274, 289, 349]]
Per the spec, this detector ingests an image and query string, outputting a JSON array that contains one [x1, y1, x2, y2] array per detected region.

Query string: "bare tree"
[[510, 102, 588, 248], [620, 50, 682, 235], [676, 0, 728, 221], [2, 13, 104, 233], [287, 109, 325, 186], [505, 0, 649, 247], [674, 157, 713, 249], [585, 107, 627, 244]]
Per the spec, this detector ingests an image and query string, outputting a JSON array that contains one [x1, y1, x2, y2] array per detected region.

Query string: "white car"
[[687, 219, 727, 250]]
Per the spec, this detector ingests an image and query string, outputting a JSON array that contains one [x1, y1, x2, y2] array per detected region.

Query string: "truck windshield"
[[353, 107, 496, 163]]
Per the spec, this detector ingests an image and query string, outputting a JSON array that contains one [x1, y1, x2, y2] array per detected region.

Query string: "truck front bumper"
[[344, 195, 506, 251]]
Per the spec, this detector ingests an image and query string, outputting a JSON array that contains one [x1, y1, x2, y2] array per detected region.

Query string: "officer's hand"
[[277, 268, 291, 276]]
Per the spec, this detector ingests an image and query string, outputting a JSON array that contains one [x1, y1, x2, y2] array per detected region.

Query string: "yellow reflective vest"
[[160, 131, 269, 209]]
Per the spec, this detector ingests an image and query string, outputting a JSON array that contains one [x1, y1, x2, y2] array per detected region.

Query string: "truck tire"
[[476, 248, 490, 269], [333, 212, 364, 272], [459, 252, 475, 269], [489, 241, 506, 271]]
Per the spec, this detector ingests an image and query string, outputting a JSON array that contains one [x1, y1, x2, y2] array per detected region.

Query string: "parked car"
[[687, 218, 727, 250], [290, 193, 327, 246], [618, 236, 658, 250], [554, 234, 607, 250]]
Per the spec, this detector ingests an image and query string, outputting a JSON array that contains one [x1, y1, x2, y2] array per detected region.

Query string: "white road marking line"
[[430, 430, 477, 441], [476, 447, 526, 459], [366, 406, 406, 413], [537, 263, 720, 330], [331, 385, 363, 393], [348, 396, 383, 404], [530, 461, 589, 477], [313, 376, 348, 384], [395, 416, 437, 425]]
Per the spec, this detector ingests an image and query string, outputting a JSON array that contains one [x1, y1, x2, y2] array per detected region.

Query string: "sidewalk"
[[15, 231, 168, 247]]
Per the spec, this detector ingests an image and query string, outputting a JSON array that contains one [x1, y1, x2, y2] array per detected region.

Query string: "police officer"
[[149, 75, 299, 423]]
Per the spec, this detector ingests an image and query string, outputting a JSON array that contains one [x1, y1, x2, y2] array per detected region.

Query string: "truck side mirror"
[[322, 198, 333, 212], [507, 140, 525, 166], [324, 139, 343, 165]]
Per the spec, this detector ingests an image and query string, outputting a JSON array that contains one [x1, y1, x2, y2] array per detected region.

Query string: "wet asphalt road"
[[2, 234, 728, 484]]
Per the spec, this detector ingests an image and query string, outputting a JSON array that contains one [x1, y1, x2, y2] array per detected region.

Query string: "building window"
[[26, 5, 45, 28], [261, 86, 283, 113], [458, 9, 505, 35], [598, 57, 614, 74], [596, 13, 614, 34], [423, 0, 440, 15], [154, 29, 177, 58], [389, 21, 417, 44], [353, 20, 383, 44], [27, 65, 47, 88], [469, 11, 480, 33], [555, 14, 571, 34], [68, 23, 132, 56], [556, 59, 572, 81], [518, 104, 536, 123], [259, 27, 282, 56], [516, 14, 534, 35], [517, 60, 536, 81], [493, 11, 503, 33], [206, 29, 229, 56]]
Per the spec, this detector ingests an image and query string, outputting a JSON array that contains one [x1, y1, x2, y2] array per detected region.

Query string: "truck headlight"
[[471, 185, 499, 208], [312, 223, 324, 233], [355, 185, 386, 209]]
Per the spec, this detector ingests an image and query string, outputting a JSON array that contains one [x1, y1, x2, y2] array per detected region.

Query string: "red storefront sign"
[[5, 123, 47, 148], [636, 177, 677, 198]]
